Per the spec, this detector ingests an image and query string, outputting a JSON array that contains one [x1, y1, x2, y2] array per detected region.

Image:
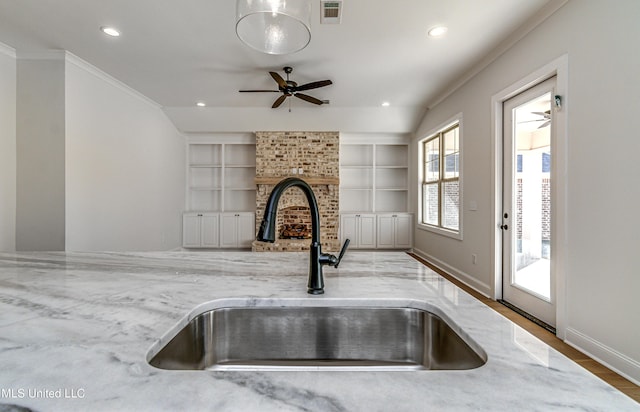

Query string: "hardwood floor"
[[409, 253, 640, 404]]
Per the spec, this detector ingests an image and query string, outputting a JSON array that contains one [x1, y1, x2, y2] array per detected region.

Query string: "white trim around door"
[[490, 55, 569, 339]]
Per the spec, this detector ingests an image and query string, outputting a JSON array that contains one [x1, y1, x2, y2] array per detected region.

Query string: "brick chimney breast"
[[253, 132, 340, 252]]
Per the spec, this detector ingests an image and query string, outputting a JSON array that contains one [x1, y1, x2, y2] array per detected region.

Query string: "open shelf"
[[187, 142, 256, 212], [189, 144, 222, 166], [340, 142, 409, 213], [340, 144, 373, 167]]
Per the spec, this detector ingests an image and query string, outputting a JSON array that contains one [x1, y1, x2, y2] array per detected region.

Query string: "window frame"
[[418, 115, 463, 240]]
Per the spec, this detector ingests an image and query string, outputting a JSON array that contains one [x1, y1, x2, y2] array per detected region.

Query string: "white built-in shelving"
[[184, 135, 256, 248], [340, 142, 409, 213], [339, 136, 412, 249], [187, 141, 256, 212]]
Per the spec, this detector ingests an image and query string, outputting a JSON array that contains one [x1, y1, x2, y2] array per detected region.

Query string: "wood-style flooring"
[[409, 253, 640, 404]]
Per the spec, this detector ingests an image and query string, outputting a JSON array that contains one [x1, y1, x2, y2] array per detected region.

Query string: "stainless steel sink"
[[148, 306, 486, 371]]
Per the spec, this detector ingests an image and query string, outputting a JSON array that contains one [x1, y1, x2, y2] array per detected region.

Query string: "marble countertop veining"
[[0, 251, 637, 412]]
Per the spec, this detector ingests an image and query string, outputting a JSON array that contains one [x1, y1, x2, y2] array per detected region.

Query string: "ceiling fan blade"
[[272, 95, 287, 108], [294, 80, 333, 92], [294, 93, 324, 105], [538, 120, 551, 129], [270, 71, 288, 89], [239, 90, 280, 93], [532, 110, 551, 119]]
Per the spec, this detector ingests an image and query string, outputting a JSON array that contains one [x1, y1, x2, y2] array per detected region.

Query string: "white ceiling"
[[0, 0, 559, 133]]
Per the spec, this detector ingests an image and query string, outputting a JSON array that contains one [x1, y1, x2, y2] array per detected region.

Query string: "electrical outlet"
[[472, 254, 477, 265]]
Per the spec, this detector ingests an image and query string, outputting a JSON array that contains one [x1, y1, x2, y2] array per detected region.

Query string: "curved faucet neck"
[[258, 177, 321, 243], [256, 177, 350, 295]]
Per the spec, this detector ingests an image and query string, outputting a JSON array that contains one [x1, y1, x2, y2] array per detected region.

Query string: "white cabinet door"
[[394, 214, 412, 248], [201, 213, 219, 248], [184, 212, 253, 249], [376, 214, 395, 248], [340, 214, 358, 245], [219, 213, 239, 248], [220, 213, 255, 248], [358, 214, 377, 248], [237, 213, 256, 248], [183, 213, 219, 248], [343, 213, 411, 249], [341, 214, 376, 248], [183, 213, 202, 248], [376, 213, 412, 249]]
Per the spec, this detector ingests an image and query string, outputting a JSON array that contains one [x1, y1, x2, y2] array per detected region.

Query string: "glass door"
[[502, 77, 556, 328]]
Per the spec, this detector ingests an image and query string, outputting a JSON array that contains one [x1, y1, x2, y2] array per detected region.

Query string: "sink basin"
[[148, 304, 486, 371]]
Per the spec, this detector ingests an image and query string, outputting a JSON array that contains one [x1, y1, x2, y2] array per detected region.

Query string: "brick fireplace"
[[252, 131, 340, 252]]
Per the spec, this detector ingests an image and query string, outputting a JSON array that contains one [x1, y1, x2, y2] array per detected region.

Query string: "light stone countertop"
[[0, 251, 637, 412]]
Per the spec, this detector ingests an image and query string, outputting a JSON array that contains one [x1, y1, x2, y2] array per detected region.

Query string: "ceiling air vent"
[[321, 0, 343, 24]]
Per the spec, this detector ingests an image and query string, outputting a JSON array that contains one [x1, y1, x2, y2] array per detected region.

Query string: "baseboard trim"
[[412, 247, 491, 298], [565, 327, 640, 386]]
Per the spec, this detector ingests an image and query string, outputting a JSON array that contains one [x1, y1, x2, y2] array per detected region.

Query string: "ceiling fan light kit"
[[236, 0, 312, 55]]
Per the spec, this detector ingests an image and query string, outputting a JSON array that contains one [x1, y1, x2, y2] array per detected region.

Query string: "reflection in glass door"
[[502, 77, 556, 328]]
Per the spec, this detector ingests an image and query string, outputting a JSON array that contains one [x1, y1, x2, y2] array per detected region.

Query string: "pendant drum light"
[[236, 0, 312, 55]]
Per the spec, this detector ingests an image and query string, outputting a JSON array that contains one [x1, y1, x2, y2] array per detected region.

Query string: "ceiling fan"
[[520, 110, 551, 129], [239, 66, 332, 109]]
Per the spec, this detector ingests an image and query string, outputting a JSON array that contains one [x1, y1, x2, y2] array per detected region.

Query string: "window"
[[420, 122, 461, 235], [517, 152, 550, 173]]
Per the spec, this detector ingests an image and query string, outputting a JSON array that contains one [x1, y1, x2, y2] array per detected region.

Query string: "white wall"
[[0, 43, 16, 251], [65, 56, 185, 251], [16, 53, 66, 251], [412, 0, 640, 383], [164, 106, 425, 134]]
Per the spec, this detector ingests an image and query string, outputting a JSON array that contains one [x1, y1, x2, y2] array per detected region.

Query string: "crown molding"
[[13, 49, 160, 109], [426, 0, 570, 110], [64, 51, 161, 109], [0, 41, 16, 58], [16, 50, 66, 60]]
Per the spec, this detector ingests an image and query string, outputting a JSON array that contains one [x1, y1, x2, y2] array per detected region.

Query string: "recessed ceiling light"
[[381, 101, 390, 107], [100, 26, 120, 37], [196, 102, 206, 107], [428, 26, 448, 38]]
